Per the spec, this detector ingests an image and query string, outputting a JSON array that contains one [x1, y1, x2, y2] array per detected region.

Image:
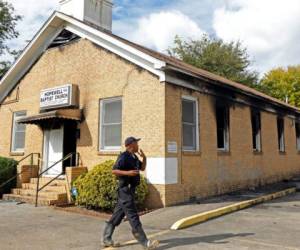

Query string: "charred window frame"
[[182, 96, 199, 151], [277, 116, 285, 152], [295, 121, 300, 151], [251, 109, 262, 152], [216, 101, 230, 151]]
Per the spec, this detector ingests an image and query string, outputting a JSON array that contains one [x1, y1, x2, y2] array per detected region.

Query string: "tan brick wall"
[[1, 37, 300, 209], [0, 39, 166, 208], [16, 165, 39, 188], [65, 166, 88, 203], [165, 83, 300, 206]]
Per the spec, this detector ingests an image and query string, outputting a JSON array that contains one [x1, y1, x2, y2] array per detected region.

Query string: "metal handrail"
[[35, 152, 79, 207], [0, 153, 40, 189], [76, 152, 82, 167]]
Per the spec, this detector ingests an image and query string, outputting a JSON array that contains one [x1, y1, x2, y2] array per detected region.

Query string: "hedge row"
[[72, 160, 148, 211], [0, 157, 18, 198]]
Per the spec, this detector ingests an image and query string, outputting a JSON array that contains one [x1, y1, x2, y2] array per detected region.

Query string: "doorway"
[[42, 121, 78, 177], [63, 121, 77, 170], [43, 124, 64, 177]]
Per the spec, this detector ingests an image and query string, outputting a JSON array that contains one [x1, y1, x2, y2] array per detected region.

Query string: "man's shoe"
[[132, 225, 159, 249], [102, 221, 120, 247], [144, 239, 160, 250]]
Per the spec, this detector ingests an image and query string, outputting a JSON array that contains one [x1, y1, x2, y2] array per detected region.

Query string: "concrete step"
[[11, 188, 68, 200], [30, 177, 66, 186], [2, 194, 63, 206], [22, 183, 66, 192]]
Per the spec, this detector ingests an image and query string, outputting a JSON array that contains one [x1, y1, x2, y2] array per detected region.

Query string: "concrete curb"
[[171, 187, 297, 230]]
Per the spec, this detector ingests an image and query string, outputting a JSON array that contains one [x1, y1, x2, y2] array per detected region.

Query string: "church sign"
[[40, 84, 78, 110]]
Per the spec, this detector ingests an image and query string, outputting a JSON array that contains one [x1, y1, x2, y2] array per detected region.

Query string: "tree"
[[259, 66, 300, 108], [168, 35, 259, 87], [0, 0, 22, 79]]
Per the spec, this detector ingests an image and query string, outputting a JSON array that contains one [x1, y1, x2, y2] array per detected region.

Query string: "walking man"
[[102, 136, 159, 249]]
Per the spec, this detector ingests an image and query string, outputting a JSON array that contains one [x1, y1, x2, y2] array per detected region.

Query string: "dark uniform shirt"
[[113, 151, 142, 188]]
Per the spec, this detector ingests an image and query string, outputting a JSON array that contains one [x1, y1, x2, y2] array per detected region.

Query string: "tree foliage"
[[0, 0, 22, 78], [168, 35, 259, 87], [259, 65, 300, 107]]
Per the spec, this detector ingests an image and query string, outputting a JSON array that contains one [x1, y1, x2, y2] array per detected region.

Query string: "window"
[[277, 117, 285, 152], [295, 121, 300, 151], [99, 97, 122, 151], [216, 102, 229, 151], [182, 96, 199, 151], [11, 111, 27, 152], [251, 109, 262, 151]]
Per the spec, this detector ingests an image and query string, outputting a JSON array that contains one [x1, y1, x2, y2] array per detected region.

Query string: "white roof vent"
[[59, 0, 113, 31]]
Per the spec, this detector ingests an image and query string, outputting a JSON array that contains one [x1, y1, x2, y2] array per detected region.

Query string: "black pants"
[[108, 185, 142, 231]]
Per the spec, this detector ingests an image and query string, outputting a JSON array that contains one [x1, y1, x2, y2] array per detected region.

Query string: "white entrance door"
[[43, 125, 64, 176]]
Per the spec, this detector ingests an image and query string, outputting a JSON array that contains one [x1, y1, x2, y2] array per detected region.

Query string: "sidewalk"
[[0, 179, 298, 250], [139, 180, 298, 231]]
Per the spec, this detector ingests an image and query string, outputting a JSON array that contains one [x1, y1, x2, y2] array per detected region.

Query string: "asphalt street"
[[0, 192, 300, 250]]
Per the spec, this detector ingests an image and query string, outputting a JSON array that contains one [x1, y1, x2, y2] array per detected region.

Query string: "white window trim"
[[181, 95, 200, 152], [99, 97, 122, 152], [11, 111, 27, 153], [253, 131, 262, 152]]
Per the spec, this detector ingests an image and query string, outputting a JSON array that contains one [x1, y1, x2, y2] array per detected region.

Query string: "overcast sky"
[[5, 0, 300, 76]]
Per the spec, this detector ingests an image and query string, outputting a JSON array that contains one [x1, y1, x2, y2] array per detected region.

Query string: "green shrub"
[[73, 160, 148, 211], [0, 157, 18, 198]]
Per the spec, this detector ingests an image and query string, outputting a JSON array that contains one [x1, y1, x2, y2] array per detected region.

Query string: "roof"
[[0, 11, 166, 104], [17, 109, 82, 125], [98, 25, 300, 113], [0, 11, 299, 114]]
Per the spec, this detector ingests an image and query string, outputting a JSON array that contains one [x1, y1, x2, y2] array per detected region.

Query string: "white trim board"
[[145, 157, 178, 185], [0, 11, 166, 104], [0, 13, 65, 104]]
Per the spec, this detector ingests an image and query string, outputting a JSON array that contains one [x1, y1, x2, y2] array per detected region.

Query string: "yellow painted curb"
[[171, 187, 297, 230]]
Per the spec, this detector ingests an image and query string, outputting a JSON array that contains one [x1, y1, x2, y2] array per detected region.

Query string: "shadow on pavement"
[[157, 232, 254, 250]]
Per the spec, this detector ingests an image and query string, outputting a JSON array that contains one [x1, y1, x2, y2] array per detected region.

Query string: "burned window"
[[295, 121, 300, 151], [277, 117, 285, 152], [182, 97, 199, 151], [216, 102, 229, 151], [251, 109, 261, 151]]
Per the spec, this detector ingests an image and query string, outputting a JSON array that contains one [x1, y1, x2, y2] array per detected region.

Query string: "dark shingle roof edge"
[[78, 17, 300, 113]]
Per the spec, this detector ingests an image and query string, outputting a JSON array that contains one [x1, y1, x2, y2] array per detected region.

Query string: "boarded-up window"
[[295, 121, 300, 151], [100, 98, 122, 150], [216, 102, 229, 150], [182, 97, 198, 151], [277, 117, 285, 152], [251, 109, 261, 151], [11, 111, 27, 152]]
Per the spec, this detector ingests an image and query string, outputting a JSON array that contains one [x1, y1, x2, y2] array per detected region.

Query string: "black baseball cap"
[[125, 136, 141, 146]]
